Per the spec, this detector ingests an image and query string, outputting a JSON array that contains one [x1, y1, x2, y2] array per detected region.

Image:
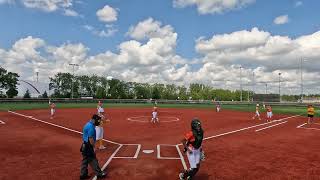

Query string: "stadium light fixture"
[[69, 63, 79, 99]]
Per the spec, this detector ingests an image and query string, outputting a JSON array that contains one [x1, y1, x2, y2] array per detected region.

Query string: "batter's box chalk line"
[[113, 144, 141, 159]]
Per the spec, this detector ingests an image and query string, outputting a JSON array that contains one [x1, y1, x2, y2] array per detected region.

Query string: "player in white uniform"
[[252, 104, 261, 120], [151, 106, 159, 123], [95, 101, 109, 150], [49, 101, 55, 119], [216, 102, 221, 112]]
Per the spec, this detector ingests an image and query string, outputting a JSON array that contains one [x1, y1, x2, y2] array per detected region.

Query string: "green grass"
[[0, 102, 315, 116]]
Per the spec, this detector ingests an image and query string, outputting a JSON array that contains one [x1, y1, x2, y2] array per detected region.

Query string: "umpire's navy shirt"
[[82, 120, 96, 143]]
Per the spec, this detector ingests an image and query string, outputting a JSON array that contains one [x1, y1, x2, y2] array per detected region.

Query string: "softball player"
[[95, 101, 109, 150], [49, 101, 56, 119], [307, 104, 315, 124], [179, 118, 204, 180], [216, 102, 221, 112], [151, 106, 159, 123], [252, 104, 261, 120], [266, 105, 273, 122]]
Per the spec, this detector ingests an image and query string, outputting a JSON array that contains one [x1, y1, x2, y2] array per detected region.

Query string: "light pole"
[[265, 83, 268, 94], [278, 72, 281, 102], [300, 59, 307, 102], [69, 63, 79, 99], [36, 71, 39, 83], [252, 72, 255, 101], [240, 66, 242, 101]]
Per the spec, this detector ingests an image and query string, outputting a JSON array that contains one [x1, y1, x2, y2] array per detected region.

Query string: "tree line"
[[49, 72, 251, 101], [0, 66, 318, 102]]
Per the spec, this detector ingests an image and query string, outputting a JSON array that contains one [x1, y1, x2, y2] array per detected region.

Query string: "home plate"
[[142, 150, 154, 154]]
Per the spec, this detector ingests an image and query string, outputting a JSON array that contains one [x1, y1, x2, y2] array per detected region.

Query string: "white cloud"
[[64, 8, 79, 17], [2, 21, 320, 95], [96, 5, 118, 23], [273, 15, 289, 25], [295, 1, 302, 7], [173, 0, 255, 14], [83, 24, 118, 38], [22, 0, 72, 12]]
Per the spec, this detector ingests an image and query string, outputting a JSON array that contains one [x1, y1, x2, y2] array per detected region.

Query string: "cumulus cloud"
[[274, 15, 289, 25], [96, 5, 118, 23], [1, 21, 320, 95], [173, 0, 255, 14], [194, 27, 320, 94], [0, 0, 80, 17]]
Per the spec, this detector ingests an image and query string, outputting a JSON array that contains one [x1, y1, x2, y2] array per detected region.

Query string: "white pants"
[[51, 109, 55, 116], [255, 111, 260, 116], [267, 112, 273, 118], [152, 112, 158, 120], [216, 107, 220, 112], [95, 126, 104, 140], [187, 148, 201, 169]]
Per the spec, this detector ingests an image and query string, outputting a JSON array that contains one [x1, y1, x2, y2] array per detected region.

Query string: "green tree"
[[23, 89, 31, 98], [42, 91, 48, 98], [6, 87, 18, 98], [0, 66, 19, 98]]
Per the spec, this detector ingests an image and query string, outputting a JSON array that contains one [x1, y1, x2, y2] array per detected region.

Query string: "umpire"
[[80, 114, 106, 179]]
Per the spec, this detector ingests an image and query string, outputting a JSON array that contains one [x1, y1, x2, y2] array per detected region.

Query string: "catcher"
[[179, 118, 205, 180]]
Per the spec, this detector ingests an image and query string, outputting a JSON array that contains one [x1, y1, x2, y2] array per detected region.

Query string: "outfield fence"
[[0, 98, 319, 107]]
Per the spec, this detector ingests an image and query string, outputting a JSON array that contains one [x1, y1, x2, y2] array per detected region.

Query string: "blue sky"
[[0, 0, 320, 95], [1, 0, 319, 57]]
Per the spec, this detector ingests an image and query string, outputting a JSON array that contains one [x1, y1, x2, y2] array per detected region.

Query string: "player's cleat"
[[99, 146, 106, 150], [97, 172, 106, 179], [179, 173, 185, 180]]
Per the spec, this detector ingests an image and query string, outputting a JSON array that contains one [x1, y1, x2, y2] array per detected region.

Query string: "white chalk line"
[[92, 144, 123, 180], [175, 115, 300, 146], [297, 123, 320, 131], [157, 144, 180, 160], [9, 110, 143, 179], [297, 123, 307, 128], [255, 121, 288, 132], [175, 145, 187, 170], [9, 110, 121, 145], [113, 144, 141, 159]]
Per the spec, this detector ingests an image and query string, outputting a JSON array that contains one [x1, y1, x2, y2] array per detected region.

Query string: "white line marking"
[[157, 144, 181, 160], [313, 123, 320, 125], [176, 145, 187, 170], [300, 127, 320, 131], [297, 123, 307, 128], [176, 115, 300, 145], [255, 121, 288, 132], [8, 110, 121, 145], [92, 144, 123, 180], [113, 144, 141, 159], [0, 120, 5, 124]]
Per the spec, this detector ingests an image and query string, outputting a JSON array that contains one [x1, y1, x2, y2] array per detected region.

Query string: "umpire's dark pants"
[[80, 142, 103, 176]]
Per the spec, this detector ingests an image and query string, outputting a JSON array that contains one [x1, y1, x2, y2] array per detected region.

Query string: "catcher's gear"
[[190, 118, 204, 149]]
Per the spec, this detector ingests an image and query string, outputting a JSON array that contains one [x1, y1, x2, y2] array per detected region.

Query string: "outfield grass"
[[0, 102, 315, 116]]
